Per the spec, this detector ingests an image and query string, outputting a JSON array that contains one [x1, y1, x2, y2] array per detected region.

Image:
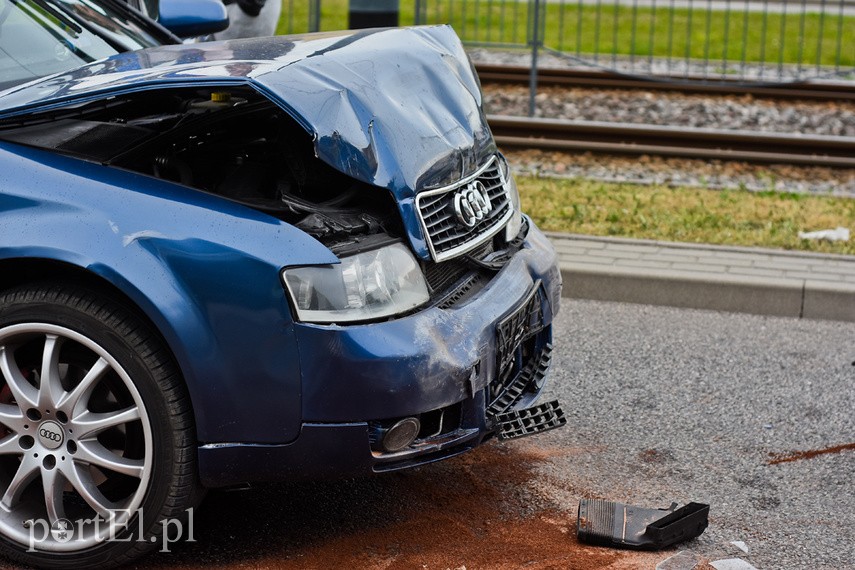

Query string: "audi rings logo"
[[453, 180, 493, 228], [38, 421, 63, 449], [39, 429, 61, 441]]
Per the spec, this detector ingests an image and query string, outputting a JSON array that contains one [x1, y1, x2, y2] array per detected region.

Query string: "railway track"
[[488, 116, 855, 168], [478, 64, 855, 167], [475, 64, 855, 102]]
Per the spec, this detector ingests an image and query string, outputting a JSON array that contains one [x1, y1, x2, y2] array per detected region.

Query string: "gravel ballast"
[[483, 84, 855, 137], [471, 49, 855, 195]]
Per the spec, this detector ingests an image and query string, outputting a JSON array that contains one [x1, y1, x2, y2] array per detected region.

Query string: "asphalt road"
[[539, 299, 855, 569], [127, 300, 854, 568]]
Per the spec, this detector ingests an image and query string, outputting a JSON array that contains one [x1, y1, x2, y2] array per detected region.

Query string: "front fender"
[[0, 142, 338, 444]]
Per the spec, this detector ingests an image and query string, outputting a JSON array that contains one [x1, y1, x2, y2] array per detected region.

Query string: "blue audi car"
[[0, 0, 563, 567]]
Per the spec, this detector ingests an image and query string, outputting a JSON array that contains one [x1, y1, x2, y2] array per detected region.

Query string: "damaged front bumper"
[[198, 221, 563, 487]]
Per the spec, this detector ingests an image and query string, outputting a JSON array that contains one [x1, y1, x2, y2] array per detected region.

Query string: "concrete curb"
[[549, 233, 855, 322]]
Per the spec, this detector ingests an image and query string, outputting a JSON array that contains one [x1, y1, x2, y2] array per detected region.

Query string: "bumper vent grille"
[[487, 282, 551, 414], [496, 285, 545, 375]]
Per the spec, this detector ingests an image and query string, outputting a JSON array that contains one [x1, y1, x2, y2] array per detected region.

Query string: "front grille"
[[437, 274, 484, 309], [416, 155, 513, 261], [423, 258, 471, 293], [422, 240, 494, 293]]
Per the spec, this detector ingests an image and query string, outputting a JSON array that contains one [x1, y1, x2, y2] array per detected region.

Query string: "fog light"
[[382, 417, 421, 452]]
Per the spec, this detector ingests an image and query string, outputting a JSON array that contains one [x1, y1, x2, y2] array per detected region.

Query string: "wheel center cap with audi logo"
[[453, 180, 493, 227], [38, 420, 64, 450]]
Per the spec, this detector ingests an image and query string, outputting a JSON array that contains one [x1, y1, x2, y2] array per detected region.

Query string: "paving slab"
[[549, 233, 855, 322]]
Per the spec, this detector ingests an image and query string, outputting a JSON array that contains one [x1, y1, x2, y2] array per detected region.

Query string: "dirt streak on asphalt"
[[140, 442, 665, 570], [767, 442, 855, 465]]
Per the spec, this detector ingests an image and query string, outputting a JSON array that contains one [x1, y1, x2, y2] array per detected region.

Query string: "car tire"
[[0, 284, 199, 569]]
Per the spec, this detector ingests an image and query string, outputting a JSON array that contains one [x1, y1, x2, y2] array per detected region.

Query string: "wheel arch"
[[0, 246, 308, 448], [0, 257, 200, 437]]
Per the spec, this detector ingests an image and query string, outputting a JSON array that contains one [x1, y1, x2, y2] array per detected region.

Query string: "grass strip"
[[518, 176, 855, 255], [275, 0, 854, 69]]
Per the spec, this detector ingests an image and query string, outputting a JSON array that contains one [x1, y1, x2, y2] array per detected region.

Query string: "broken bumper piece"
[[491, 399, 567, 441], [577, 499, 710, 550]]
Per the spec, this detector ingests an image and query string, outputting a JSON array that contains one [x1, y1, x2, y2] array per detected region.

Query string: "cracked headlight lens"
[[282, 243, 430, 324]]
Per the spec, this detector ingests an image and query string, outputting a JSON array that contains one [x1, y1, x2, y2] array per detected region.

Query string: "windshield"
[[0, 0, 166, 90]]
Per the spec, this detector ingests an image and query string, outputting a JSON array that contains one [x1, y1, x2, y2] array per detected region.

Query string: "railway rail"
[[488, 116, 855, 168], [478, 65, 855, 167], [475, 64, 855, 102]]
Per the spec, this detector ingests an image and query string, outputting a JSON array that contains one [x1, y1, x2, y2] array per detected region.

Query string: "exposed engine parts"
[[0, 87, 400, 246]]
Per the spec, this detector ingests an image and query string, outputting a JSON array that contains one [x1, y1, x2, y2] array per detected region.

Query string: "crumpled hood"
[[0, 26, 496, 199]]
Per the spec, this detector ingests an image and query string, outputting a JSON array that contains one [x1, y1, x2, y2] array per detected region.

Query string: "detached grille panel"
[[416, 156, 512, 261]]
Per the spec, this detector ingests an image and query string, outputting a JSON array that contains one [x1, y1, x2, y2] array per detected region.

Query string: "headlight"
[[282, 243, 430, 324], [500, 157, 523, 240]]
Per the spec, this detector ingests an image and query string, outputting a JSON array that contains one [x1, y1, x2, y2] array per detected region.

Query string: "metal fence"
[[276, 0, 322, 34], [412, 0, 854, 84]]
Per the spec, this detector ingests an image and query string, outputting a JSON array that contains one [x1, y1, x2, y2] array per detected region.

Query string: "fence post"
[[527, 0, 543, 117], [309, 0, 321, 32], [349, 0, 399, 28]]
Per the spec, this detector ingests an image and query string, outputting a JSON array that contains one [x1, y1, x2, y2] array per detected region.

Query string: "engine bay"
[[0, 87, 402, 248]]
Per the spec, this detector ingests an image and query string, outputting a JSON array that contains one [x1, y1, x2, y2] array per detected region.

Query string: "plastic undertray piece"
[[577, 499, 710, 550]]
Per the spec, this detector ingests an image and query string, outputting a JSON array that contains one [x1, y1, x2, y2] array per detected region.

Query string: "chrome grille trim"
[[415, 155, 513, 262]]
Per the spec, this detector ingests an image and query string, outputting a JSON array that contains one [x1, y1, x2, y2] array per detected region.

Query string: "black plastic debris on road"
[[577, 499, 709, 550]]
